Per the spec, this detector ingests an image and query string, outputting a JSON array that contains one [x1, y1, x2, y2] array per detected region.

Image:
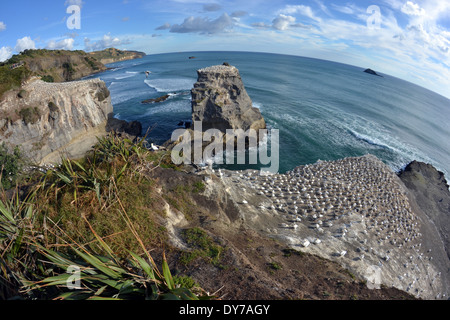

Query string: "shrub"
[[0, 65, 31, 98], [180, 228, 223, 266], [0, 143, 22, 190], [18, 107, 41, 125], [48, 101, 59, 113], [41, 75, 54, 83]]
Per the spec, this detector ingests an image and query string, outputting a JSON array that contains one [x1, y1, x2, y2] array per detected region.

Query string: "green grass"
[[180, 228, 223, 267], [0, 65, 31, 99], [269, 262, 283, 271], [0, 134, 213, 300]]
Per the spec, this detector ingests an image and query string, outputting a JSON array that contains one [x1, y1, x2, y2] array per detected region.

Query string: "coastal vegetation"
[[0, 63, 31, 98], [0, 48, 144, 100], [0, 143, 23, 190], [88, 48, 146, 65], [0, 134, 209, 300]]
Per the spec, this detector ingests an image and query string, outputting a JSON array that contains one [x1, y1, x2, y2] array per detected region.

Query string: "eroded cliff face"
[[399, 162, 450, 261], [0, 78, 113, 164], [191, 65, 266, 132]]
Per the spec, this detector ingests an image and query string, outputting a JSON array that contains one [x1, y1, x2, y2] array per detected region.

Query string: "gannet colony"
[[202, 155, 449, 300]]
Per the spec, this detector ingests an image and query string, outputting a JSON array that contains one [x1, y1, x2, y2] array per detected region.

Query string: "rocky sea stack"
[[191, 64, 266, 133]]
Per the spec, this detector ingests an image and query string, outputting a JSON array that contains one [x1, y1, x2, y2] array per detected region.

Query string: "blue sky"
[[0, 0, 449, 98]]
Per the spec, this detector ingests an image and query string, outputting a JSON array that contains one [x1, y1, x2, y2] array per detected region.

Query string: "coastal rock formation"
[[364, 68, 383, 77], [399, 162, 450, 260], [106, 116, 142, 137], [197, 155, 449, 299], [89, 48, 146, 65], [141, 94, 171, 104], [191, 64, 266, 132], [0, 78, 114, 164]]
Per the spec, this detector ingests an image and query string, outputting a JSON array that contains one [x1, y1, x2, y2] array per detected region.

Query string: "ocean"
[[86, 51, 450, 178]]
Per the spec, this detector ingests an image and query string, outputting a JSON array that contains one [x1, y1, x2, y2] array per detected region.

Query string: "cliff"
[[89, 48, 146, 65], [4, 49, 107, 83], [191, 64, 266, 132], [0, 78, 113, 164], [399, 162, 450, 260]]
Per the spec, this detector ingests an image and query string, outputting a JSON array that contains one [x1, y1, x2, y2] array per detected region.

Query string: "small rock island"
[[364, 68, 383, 77]]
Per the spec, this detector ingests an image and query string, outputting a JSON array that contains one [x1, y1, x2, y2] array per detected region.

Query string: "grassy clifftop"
[[88, 48, 146, 65], [0, 48, 145, 99]]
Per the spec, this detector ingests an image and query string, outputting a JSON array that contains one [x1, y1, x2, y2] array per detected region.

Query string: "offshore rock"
[[364, 68, 383, 77], [106, 116, 142, 137], [191, 64, 266, 133], [0, 78, 113, 164]]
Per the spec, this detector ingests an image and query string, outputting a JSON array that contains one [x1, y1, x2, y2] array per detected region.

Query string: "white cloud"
[[84, 34, 131, 51], [272, 14, 296, 31], [251, 22, 271, 29], [14, 36, 36, 53], [46, 38, 75, 51], [0, 46, 13, 62], [65, 0, 84, 8], [0, 22, 6, 32], [231, 11, 248, 18], [156, 23, 171, 30], [203, 3, 222, 12], [170, 13, 234, 34], [278, 5, 320, 21], [401, 1, 426, 16]]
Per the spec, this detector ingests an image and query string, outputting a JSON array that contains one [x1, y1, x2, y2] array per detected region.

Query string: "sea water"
[[86, 51, 450, 177]]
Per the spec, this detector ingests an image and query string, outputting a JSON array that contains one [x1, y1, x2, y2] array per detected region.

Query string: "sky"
[[0, 0, 449, 99]]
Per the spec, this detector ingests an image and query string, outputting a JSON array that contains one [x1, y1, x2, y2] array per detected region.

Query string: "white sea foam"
[[144, 100, 191, 116], [348, 128, 392, 150], [111, 90, 135, 105], [109, 67, 124, 72], [144, 78, 195, 93], [253, 102, 263, 110], [115, 74, 135, 80]]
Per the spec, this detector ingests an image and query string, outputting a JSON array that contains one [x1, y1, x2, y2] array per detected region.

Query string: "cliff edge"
[[89, 48, 146, 65], [399, 162, 450, 260], [191, 64, 266, 132], [0, 78, 114, 164]]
